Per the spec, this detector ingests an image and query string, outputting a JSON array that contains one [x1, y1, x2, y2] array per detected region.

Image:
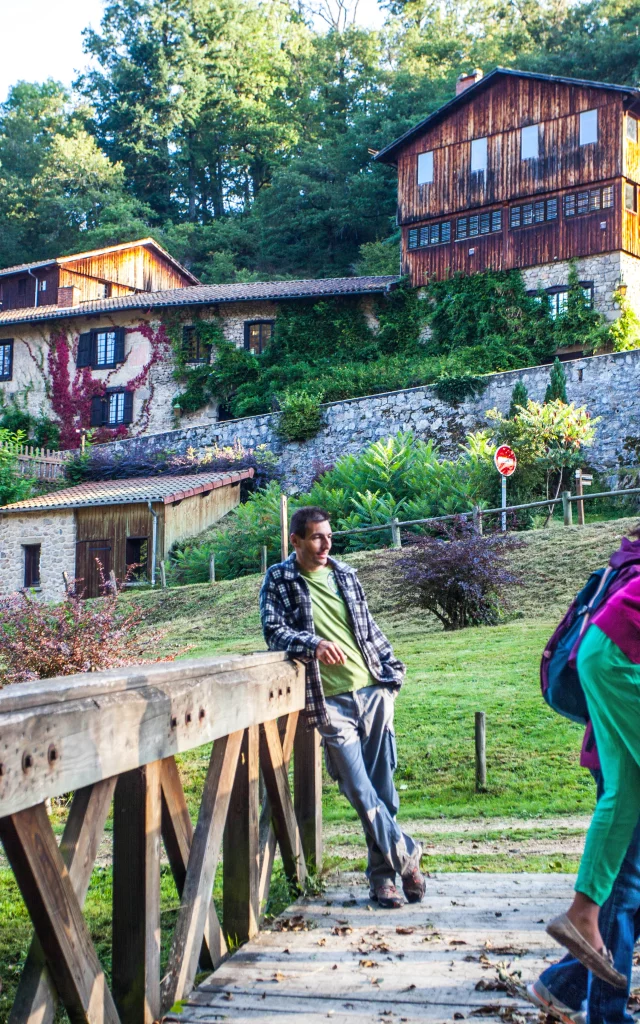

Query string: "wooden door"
[[75, 540, 112, 598]]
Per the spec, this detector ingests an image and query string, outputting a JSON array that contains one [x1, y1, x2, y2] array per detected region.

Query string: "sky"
[[0, 0, 386, 104]]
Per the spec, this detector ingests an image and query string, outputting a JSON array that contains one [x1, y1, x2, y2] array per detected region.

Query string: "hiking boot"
[[401, 862, 426, 903], [369, 880, 404, 909], [525, 980, 586, 1024]]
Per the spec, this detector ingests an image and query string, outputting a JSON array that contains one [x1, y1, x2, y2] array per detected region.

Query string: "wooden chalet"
[[375, 68, 640, 312]]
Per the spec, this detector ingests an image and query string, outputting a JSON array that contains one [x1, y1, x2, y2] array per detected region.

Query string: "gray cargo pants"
[[317, 683, 420, 890]]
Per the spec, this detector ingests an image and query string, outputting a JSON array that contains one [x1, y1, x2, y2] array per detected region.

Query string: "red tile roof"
[[0, 469, 254, 513]]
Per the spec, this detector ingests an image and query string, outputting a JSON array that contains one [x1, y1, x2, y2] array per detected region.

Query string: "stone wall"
[[521, 252, 640, 321], [0, 509, 76, 602], [91, 348, 640, 492]]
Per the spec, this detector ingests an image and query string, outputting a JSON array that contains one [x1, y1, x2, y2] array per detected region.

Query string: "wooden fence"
[[0, 651, 321, 1024], [1, 443, 69, 480]]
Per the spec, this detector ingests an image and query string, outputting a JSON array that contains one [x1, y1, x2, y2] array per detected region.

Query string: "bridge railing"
[[0, 651, 321, 1024]]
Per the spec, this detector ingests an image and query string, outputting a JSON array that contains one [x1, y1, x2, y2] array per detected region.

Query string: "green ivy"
[[276, 389, 324, 442], [433, 374, 487, 407], [166, 311, 226, 416]]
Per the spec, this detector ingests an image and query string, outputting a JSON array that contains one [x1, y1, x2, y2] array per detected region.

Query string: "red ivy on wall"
[[46, 322, 172, 449]]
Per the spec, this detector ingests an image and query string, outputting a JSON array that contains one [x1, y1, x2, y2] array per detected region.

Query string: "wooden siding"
[[163, 483, 242, 553], [0, 267, 59, 311], [402, 181, 622, 283], [58, 244, 191, 302], [397, 77, 624, 224], [624, 125, 640, 184], [75, 503, 160, 598]]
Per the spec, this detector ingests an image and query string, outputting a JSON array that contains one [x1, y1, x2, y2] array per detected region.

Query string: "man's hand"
[[316, 640, 348, 665]]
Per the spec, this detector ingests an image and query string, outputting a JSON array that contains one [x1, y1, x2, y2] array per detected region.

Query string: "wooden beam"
[[258, 713, 299, 915], [160, 757, 227, 973], [223, 727, 260, 946], [112, 762, 162, 1024], [0, 803, 120, 1024], [9, 779, 116, 1024], [260, 719, 307, 887], [294, 721, 323, 872], [161, 733, 243, 1009], [0, 656, 304, 817]]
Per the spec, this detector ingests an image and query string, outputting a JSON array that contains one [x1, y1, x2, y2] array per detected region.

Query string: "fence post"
[[475, 712, 487, 792], [575, 470, 585, 527], [472, 506, 483, 536], [562, 490, 573, 527], [390, 518, 402, 549], [209, 554, 216, 584], [294, 719, 323, 873], [261, 545, 268, 574], [280, 494, 289, 562], [160, 560, 167, 589]]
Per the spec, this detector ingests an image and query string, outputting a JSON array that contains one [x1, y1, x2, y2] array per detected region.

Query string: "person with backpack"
[[542, 535, 640, 992]]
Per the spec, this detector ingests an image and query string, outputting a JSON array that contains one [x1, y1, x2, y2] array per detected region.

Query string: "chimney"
[[456, 69, 483, 96], [57, 285, 80, 308]]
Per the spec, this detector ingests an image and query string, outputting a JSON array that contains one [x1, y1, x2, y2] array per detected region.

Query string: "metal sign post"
[[494, 445, 517, 532]]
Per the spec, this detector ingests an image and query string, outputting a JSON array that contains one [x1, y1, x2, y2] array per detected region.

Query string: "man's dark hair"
[[290, 506, 331, 538]]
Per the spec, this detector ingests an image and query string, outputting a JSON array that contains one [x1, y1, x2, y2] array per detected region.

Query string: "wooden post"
[[223, 727, 260, 946], [390, 518, 402, 549], [562, 490, 573, 527], [575, 470, 585, 527], [280, 494, 289, 562], [475, 712, 486, 793], [294, 720, 323, 873], [473, 506, 483, 536], [160, 560, 167, 588], [261, 544, 268, 574], [62, 570, 70, 594], [112, 761, 162, 1024], [209, 554, 216, 584], [109, 569, 118, 594]]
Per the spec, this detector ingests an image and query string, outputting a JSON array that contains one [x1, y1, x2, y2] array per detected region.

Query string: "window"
[[628, 116, 638, 143], [547, 198, 558, 220], [491, 210, 502, 232], [564, 193, 576, 217], [470, 137, 487, 174], [563, 186, 614, 217], [23, 544, 41, 589], [510, 206, 521, 228], [417, 151, 433, 185], [523, 203, 534, 226], [244, 321, 274, 355], [77, 328, 125, 369], [457, 218, 468, 239], [408, 228, 418, 249], [90, 390, 134, 427], [521, 124, 539, 160], [182, 325, 208, 363], [126, 537, 148, 579], [407, 221, 451, 248], [626, 183, 637, 212], [39, 279, 47, 293], [456, 212, 502, 239], [511, 196, 563, 228], [546, 282, 593, 320], [580, 109, 598, 145], [0, 340, 13, 381], [602, 186, 614, 208]]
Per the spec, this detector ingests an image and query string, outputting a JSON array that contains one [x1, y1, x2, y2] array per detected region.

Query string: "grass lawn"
[[1, 516, 638, 1018]]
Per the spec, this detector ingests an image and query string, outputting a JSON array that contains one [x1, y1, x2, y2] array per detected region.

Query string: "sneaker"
[[369, 880, 404, 909], [525, 980, 586, 1024], [402, 846, 426, 903]]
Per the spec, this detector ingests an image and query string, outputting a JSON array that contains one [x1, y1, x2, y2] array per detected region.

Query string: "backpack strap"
[[577, 566, 615, 643]]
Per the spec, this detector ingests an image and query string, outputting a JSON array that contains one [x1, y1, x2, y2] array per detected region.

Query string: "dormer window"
[[417, 151, 433, 185], [521, 125, 540, 160], [470, 138, 487, 174], [580, 109, 598, 145]]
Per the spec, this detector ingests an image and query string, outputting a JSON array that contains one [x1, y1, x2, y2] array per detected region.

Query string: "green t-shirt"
[[301, 566, 374, 698]]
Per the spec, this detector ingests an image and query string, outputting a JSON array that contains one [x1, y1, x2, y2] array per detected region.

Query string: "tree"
[[508, 380, 529, 418], [545, 357, 568, 404]]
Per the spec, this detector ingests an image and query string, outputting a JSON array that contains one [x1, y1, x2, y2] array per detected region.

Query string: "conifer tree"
[[544, 357, 568, 404], [508, 380, 529, 418]]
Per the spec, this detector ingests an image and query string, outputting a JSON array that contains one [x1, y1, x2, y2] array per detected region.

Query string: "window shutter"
[[6, 341, 13, 379], [77, 332, 92, 367], [90, 395, 105, 427], [114, 328, 126, 364], [123, 391, 134, 424]]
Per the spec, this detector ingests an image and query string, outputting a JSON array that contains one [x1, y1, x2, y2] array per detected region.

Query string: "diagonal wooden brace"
[[258, 712, 299, 914], [259, 718, 307, 887]]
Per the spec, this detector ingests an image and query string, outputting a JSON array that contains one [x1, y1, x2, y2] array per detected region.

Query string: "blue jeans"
[[317, 684, 419, 889], [540, 770, 640, 1024]]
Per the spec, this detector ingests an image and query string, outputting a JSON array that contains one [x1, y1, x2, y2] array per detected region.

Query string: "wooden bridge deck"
[[168, 873, 574, 1024]]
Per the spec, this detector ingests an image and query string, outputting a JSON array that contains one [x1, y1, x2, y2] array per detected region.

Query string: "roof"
[[0, 469, 254, 514], [0, 275, 399, 328], [0, 238, 200, 285], [374, 67, 640, 164]]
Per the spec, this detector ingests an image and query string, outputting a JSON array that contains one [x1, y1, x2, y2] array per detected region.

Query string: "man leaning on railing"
[[259, 505, 425, 909]]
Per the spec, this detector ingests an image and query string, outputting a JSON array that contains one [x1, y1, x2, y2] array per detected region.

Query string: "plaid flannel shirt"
[[259, 552, 405, 727]]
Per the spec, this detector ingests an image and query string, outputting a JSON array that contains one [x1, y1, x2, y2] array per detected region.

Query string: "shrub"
[[276, 389, 324, 442], [434, 374, 487, 406], [508, 381, 529, 419], [0, 580, 164, 685], [544, 358, 568, 404], [0, 428, 34, 506], [397, 521, 523, 630]]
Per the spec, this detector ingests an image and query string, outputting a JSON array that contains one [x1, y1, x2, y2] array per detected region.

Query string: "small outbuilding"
[[0, 469, 253, 600]]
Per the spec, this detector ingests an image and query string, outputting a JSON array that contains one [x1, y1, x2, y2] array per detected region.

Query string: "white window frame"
[[580, 109, 598, 146], [470, 137, 487, 174], [108, 391, 126, 425], [521, 124, 539, 160], [417, 151, 433, 185], [95, 330, 117, 368]]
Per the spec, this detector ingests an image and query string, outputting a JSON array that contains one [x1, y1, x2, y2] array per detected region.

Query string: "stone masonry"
[[0, 509, 76, 602], [92, 347, 640, 492], [521, 252, 640, 321]]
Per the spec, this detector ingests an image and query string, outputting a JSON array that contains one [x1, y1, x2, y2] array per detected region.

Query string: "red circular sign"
[[494, 445, 517, 477]]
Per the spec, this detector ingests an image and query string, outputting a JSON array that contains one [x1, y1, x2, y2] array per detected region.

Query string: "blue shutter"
[[123, 391, 134, 424], [77, 333, 92, 367], [114, 328, 125, 364], [90, 395, 105, 427]]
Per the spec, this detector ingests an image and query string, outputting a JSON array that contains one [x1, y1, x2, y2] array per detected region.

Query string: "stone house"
[[0, 238, 398, 445], [0, 468, 253, 601]]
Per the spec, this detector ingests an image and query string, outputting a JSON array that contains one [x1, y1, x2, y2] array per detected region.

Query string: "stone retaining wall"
[[93, 349, 640, 492]]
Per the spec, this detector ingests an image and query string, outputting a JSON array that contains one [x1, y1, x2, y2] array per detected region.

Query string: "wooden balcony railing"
[[0, 651, 322, 1024]]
